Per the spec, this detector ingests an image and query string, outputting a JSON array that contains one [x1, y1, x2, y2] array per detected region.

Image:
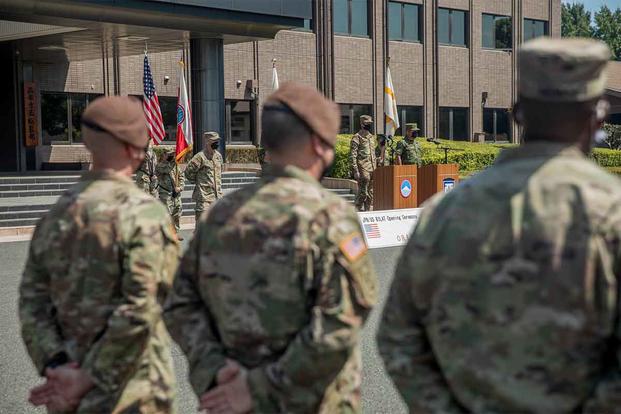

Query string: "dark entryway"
[[0, 42, 18, 172]]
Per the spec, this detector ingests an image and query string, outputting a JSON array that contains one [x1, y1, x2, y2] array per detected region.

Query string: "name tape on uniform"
[[358, 208, 422, 249]]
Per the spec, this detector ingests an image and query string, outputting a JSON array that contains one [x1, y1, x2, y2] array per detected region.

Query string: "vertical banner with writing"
[[23, 82, 39, 148]]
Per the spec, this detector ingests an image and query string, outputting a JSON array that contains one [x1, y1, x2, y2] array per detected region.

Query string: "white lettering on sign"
[[358, 208, 423, 249]]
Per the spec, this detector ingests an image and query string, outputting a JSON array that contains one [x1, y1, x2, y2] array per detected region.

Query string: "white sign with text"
[[358, 208, 423, 249]]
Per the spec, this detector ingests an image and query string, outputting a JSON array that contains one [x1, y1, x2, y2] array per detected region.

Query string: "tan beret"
[[360, 115, 373, 126], [264, 82, 340, 146], [82, 96, 148, 148], [406, 123, 420, 131], [203, 131, 220, 143], [519, 37, 610, 102]]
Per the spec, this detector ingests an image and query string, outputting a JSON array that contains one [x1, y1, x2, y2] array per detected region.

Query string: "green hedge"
[[328, 135, 621, 179]]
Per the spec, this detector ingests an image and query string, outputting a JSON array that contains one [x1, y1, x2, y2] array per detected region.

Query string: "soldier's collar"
[[80, 169, 134, 183], [263, 164, 321, 185], [495, 141, 585, 165]]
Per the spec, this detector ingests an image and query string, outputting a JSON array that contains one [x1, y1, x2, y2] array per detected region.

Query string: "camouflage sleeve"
[[19, 230, 67, 375], [582, 206, 621, 413], [80, 204, 180, 394], [377, 211, 465, 413], [177, 165, 186, 190], [163, 232, 227, 396], [184, 155, 202, 184], [246, 210, 378, 412], [148, 154, 159, 191], [349, 136, 359, 176], [215, 153, 223, 198]]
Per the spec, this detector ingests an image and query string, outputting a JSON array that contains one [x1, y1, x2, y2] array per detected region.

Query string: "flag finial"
[[387, 56, 391, 67], [272, 58, 277, 68]]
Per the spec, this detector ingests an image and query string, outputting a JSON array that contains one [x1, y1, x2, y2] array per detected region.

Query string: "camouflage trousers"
[[136, 171, 158, 198], [194, 198, 216, 224], [159, 193, 182, 233], [355, 171, 374, 212]]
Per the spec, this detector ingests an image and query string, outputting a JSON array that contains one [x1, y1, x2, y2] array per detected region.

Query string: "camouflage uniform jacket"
[[349, 130, 377, 176], [19, 170, 180, 413], [184, 150, 223, 202], [156, 160, 185, 197], [377, 142, 621, 414], [395, 138, 422, 166], [135, 147, 158, 196], [164, 165, 378, 414]]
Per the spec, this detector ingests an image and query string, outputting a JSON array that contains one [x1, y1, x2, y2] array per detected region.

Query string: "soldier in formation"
[[156, 148, 185, 240], [377, 37, 621, 413], [135, 141, 158, 197], [164, 82, 378, 414], [349, 115, 377, 211], [395, 123, 423, 166], [20, 96, 180, 413], [185, 131, 223, 223]]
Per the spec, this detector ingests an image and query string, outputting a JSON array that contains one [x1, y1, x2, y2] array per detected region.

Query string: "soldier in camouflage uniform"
[[164, 82, 377, 414], [184, 131, 223, 223], [135, 142, 158, 197], [376, 135, 394, 166], [20, 96, 179, 414], [395, 123, 422, 166], [349, 115, 377, 211], [377, 38, 621, 413], [156, 148, 185, 239]]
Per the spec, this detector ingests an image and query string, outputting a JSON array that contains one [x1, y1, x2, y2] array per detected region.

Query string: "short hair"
[[261, 103, 312, 152], [520, 97, 598, 138]]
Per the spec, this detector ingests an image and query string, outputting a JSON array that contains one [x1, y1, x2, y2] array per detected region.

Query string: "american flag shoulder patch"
[[339, 232, 368, 262]]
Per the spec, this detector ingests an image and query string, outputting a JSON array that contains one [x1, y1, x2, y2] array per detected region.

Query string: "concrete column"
[[190, 38, 225, 156]]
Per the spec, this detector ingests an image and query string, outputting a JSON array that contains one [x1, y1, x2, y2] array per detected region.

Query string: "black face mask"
[[362, 124, 373, 132], [211, 143, 219, 150], [167, 154, 175, 162]]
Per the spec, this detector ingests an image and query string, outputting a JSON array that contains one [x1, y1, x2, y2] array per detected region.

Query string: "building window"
[[524, 19, 547, 41], [483, 108, 511, 141], [334, 0, 369, 37], [41, 92, 102, 145], [396, 106, 424, 136], [439, 107, 469, 141], [438, 8, 468, 47], [339, 104, 373, 134], [389, 2, 422, 42], [226, 100, 254, 144], [482, 13, 512, 49]]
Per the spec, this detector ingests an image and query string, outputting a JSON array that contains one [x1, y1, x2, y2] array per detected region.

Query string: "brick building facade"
[[3, 0, 562, 170]]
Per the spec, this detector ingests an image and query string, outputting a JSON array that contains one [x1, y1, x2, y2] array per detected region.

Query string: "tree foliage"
[[561, 3, 621, 61], [593, 6, 621, 61], [561, 3, 593, 38]]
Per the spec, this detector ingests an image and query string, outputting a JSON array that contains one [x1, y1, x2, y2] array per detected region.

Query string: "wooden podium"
[[372, 165, 418, 210], [418, 164, 459, 204]]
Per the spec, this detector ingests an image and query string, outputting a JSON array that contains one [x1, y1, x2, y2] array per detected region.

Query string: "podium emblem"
[[400, 179, 412, 198], [443, 178, 455, 192]]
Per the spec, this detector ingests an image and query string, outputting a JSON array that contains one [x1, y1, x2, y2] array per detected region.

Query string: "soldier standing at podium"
[[395, 123, 422, 167], [350, 115, 377, 211]]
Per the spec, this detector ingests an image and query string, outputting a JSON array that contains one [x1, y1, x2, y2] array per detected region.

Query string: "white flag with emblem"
[[385, 65, 400, 137]]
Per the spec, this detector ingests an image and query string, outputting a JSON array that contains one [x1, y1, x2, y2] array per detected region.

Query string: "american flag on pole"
[[143, 53, 165, 144]]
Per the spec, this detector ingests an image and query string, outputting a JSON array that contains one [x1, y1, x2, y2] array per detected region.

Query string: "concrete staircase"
[[0, 172, 355, 228]]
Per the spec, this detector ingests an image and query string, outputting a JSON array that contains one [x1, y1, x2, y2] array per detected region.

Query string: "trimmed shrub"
[[327, 134, 621, 179]]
